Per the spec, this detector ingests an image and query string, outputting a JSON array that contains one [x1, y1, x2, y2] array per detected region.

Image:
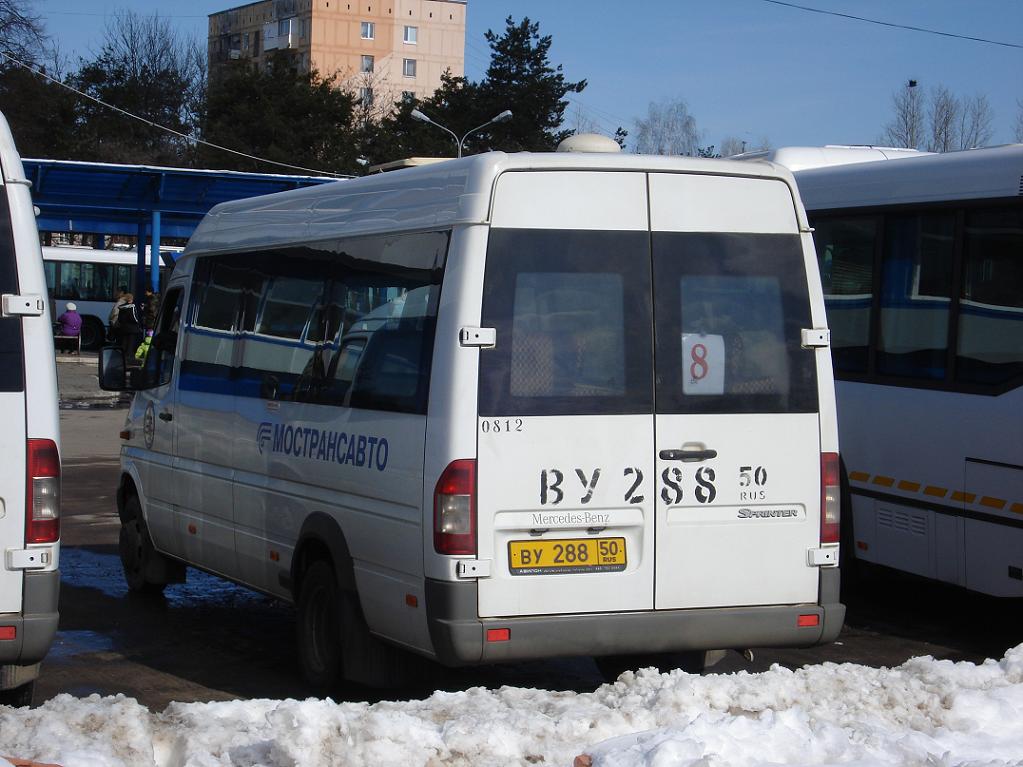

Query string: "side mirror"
[[98, 346, 131, 391]]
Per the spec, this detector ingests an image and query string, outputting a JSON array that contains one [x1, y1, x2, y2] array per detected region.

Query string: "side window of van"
[[0, 188, 23, 392], [479, 229, 653, 416], [184, 232, 447, 412], [141, 287, 182, 388]]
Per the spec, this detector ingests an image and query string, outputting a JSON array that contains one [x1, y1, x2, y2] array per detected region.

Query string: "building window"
[[361, 21, 374, 39], [361, 55, 374, 73], [403, 25, 417, 44], [360, 87, 374, 107], [402, 58, 416, 78]]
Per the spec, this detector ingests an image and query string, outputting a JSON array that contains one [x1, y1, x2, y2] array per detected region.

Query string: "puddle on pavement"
[[47, 630, 117, 661], [60, 546, 276, 608]]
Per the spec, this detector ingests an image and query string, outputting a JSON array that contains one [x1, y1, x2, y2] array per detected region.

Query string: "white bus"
[[43, 245, 174, 349], [99, 140, 844, 688], [788, 145, 1023, 597]]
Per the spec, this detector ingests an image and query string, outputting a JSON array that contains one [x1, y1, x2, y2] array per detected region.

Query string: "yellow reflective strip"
[[1012, 503, 1023, 515], [924, 486, 948, 498], [897, 480, 921, 492], [980, 496, 1007, 510], [951, 490, 977, 503], [872, 475, 895, 488], [849, 471, 870, 482]]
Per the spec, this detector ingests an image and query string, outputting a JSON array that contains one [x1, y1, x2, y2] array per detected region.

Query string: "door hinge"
[[459, 327, 496, 348], [807, 547, 838, 567], [456, 559, 492, 578], [6, 548, 53, 570], [801, 328, 830, 349], [2, 294, 45, 318]]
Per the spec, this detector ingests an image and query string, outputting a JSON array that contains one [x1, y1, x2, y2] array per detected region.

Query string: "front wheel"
[[297, 560, 343, 691], [119, 496, 168, 595]]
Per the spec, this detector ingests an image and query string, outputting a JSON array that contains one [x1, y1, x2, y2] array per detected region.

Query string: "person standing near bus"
[[115, 293, 143, 363]]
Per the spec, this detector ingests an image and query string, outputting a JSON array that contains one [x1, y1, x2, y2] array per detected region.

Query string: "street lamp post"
[[410, 109, 513, 158]]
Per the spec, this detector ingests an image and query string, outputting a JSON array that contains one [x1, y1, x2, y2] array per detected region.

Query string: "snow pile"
[[2, 646, 1023, 767]]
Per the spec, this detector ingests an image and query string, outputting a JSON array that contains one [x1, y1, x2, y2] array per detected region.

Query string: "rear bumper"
[[0, 570, 60, 671], [426, 568, 844, 666]]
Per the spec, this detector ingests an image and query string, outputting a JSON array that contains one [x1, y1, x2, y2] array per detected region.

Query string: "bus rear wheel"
[[79, 317, 105, 351], [297, 560, 344, 691]]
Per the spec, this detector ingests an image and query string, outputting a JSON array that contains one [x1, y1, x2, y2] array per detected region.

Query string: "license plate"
[[508, 537, 627, 575]]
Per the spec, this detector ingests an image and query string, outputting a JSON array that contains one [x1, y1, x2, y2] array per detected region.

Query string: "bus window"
[[877, 212, 955, 380], [957, 206, 1023, 386], [811, 217, 875, 374]]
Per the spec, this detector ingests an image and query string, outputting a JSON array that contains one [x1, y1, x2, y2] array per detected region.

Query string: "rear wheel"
[[0, 680, 34, 708], [596, 650, 707, 682], [79, 317, 105, 351], [119, 495, 169, 595], [297, 560, 343, 691]]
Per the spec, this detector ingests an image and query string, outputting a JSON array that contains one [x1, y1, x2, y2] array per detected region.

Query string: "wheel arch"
[[292, 512, 357, 602], [116, 467, 146, 523]]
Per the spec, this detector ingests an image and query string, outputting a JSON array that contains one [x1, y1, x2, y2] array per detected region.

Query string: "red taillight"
[[486, 628, 510, 642], [797, 614, 820, 628], [0, 626, 16, 641], [821, 452, 840, 545], [26, 439, 60, 544], [434, 459, 476, 555]]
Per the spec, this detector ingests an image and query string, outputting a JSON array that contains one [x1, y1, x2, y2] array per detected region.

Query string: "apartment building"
[[209, 0, 466, 108]]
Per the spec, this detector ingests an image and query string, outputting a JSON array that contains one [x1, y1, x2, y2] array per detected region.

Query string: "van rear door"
[[649, 173, 822, 609], [475, 171, 656, 618], [0, 182, 26, 614]]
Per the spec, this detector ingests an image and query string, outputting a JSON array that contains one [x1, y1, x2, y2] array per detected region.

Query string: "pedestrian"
[[56, 302, 82, 338], [108, 286, 129, 340], [142, 286, 161, 332], [115, 293, 143, 363]]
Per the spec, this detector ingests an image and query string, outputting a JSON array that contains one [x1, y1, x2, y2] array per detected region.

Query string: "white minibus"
[[0, 113, 61, 706], [101, 140, 844, 687]]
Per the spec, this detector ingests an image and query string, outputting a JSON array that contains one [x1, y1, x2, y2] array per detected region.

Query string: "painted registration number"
[[508, 537, 627, 575]]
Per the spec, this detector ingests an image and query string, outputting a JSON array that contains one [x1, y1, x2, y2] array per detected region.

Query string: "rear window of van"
[[0, 187, 24, 392]]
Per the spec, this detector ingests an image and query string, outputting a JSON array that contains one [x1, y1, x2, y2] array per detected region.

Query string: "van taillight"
[[26, 439, 60, 544], [434, 459, 476, 555], [821, 452, 840, 545]]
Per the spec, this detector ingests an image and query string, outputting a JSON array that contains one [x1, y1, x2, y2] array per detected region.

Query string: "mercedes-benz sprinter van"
[[101, 141, 843, 687]]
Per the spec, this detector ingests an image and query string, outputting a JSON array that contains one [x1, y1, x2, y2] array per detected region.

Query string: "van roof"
[[185, 151, 799, 257]]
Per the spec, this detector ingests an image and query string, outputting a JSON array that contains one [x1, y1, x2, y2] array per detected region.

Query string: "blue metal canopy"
[[24, 158, 339, 291]]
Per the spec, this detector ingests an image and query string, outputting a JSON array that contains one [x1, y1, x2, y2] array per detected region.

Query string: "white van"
[[0, 113, 61, 706], [101, 144, 844, 687]]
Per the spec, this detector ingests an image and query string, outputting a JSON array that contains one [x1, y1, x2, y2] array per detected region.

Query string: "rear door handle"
[[659, 448, 717, 462], [158, 411, 173, 422]]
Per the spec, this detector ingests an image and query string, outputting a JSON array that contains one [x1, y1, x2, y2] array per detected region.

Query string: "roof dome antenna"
[[556, 133, 621, 153]]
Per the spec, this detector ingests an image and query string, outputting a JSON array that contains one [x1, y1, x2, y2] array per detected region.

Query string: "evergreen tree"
[[199, 51, 359, 175]]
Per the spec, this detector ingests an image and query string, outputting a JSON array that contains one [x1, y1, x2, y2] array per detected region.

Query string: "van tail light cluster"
[[26, 439, 61, 544], [434, 459, 476, 555], [820, 452, 840, 545]]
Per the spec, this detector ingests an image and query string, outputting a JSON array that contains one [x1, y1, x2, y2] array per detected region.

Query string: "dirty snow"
[[3, 645, 1023, 767]]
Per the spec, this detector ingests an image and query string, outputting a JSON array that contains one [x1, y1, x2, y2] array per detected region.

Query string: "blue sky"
[[35, 0, 1023, 150]]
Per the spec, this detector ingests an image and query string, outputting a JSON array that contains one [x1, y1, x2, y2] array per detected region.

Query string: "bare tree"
[[0, 0, 45, 62], [633, 98, 701, 156], [719, 136, 746, 157], [1016, 99, 1023, 143], [927, 85, 960, 152], [882, 83, 925, 149], [958, 93, 994, 149], [569, 104, 601, 135]]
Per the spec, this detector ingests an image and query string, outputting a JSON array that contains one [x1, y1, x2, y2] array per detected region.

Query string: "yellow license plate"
[[508, 537, 627, 575]]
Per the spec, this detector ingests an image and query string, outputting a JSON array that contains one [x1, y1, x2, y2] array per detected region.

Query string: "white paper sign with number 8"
[[681, 333, 725, 395]]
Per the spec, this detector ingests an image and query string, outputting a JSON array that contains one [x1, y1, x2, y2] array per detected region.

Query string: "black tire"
[[79, 317, 105, 351], [119, 496, 167, 596], [0, 680, 34, 708], [297, 560, 343, 691], [596, 650, 707, 682]]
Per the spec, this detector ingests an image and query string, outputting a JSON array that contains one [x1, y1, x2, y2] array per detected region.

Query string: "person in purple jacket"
[[56, 302, 82, 337]]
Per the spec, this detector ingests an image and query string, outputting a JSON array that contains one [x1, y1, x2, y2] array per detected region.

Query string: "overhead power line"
[[758, 0, 1023, 50], [0, 50, 348, 177]]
